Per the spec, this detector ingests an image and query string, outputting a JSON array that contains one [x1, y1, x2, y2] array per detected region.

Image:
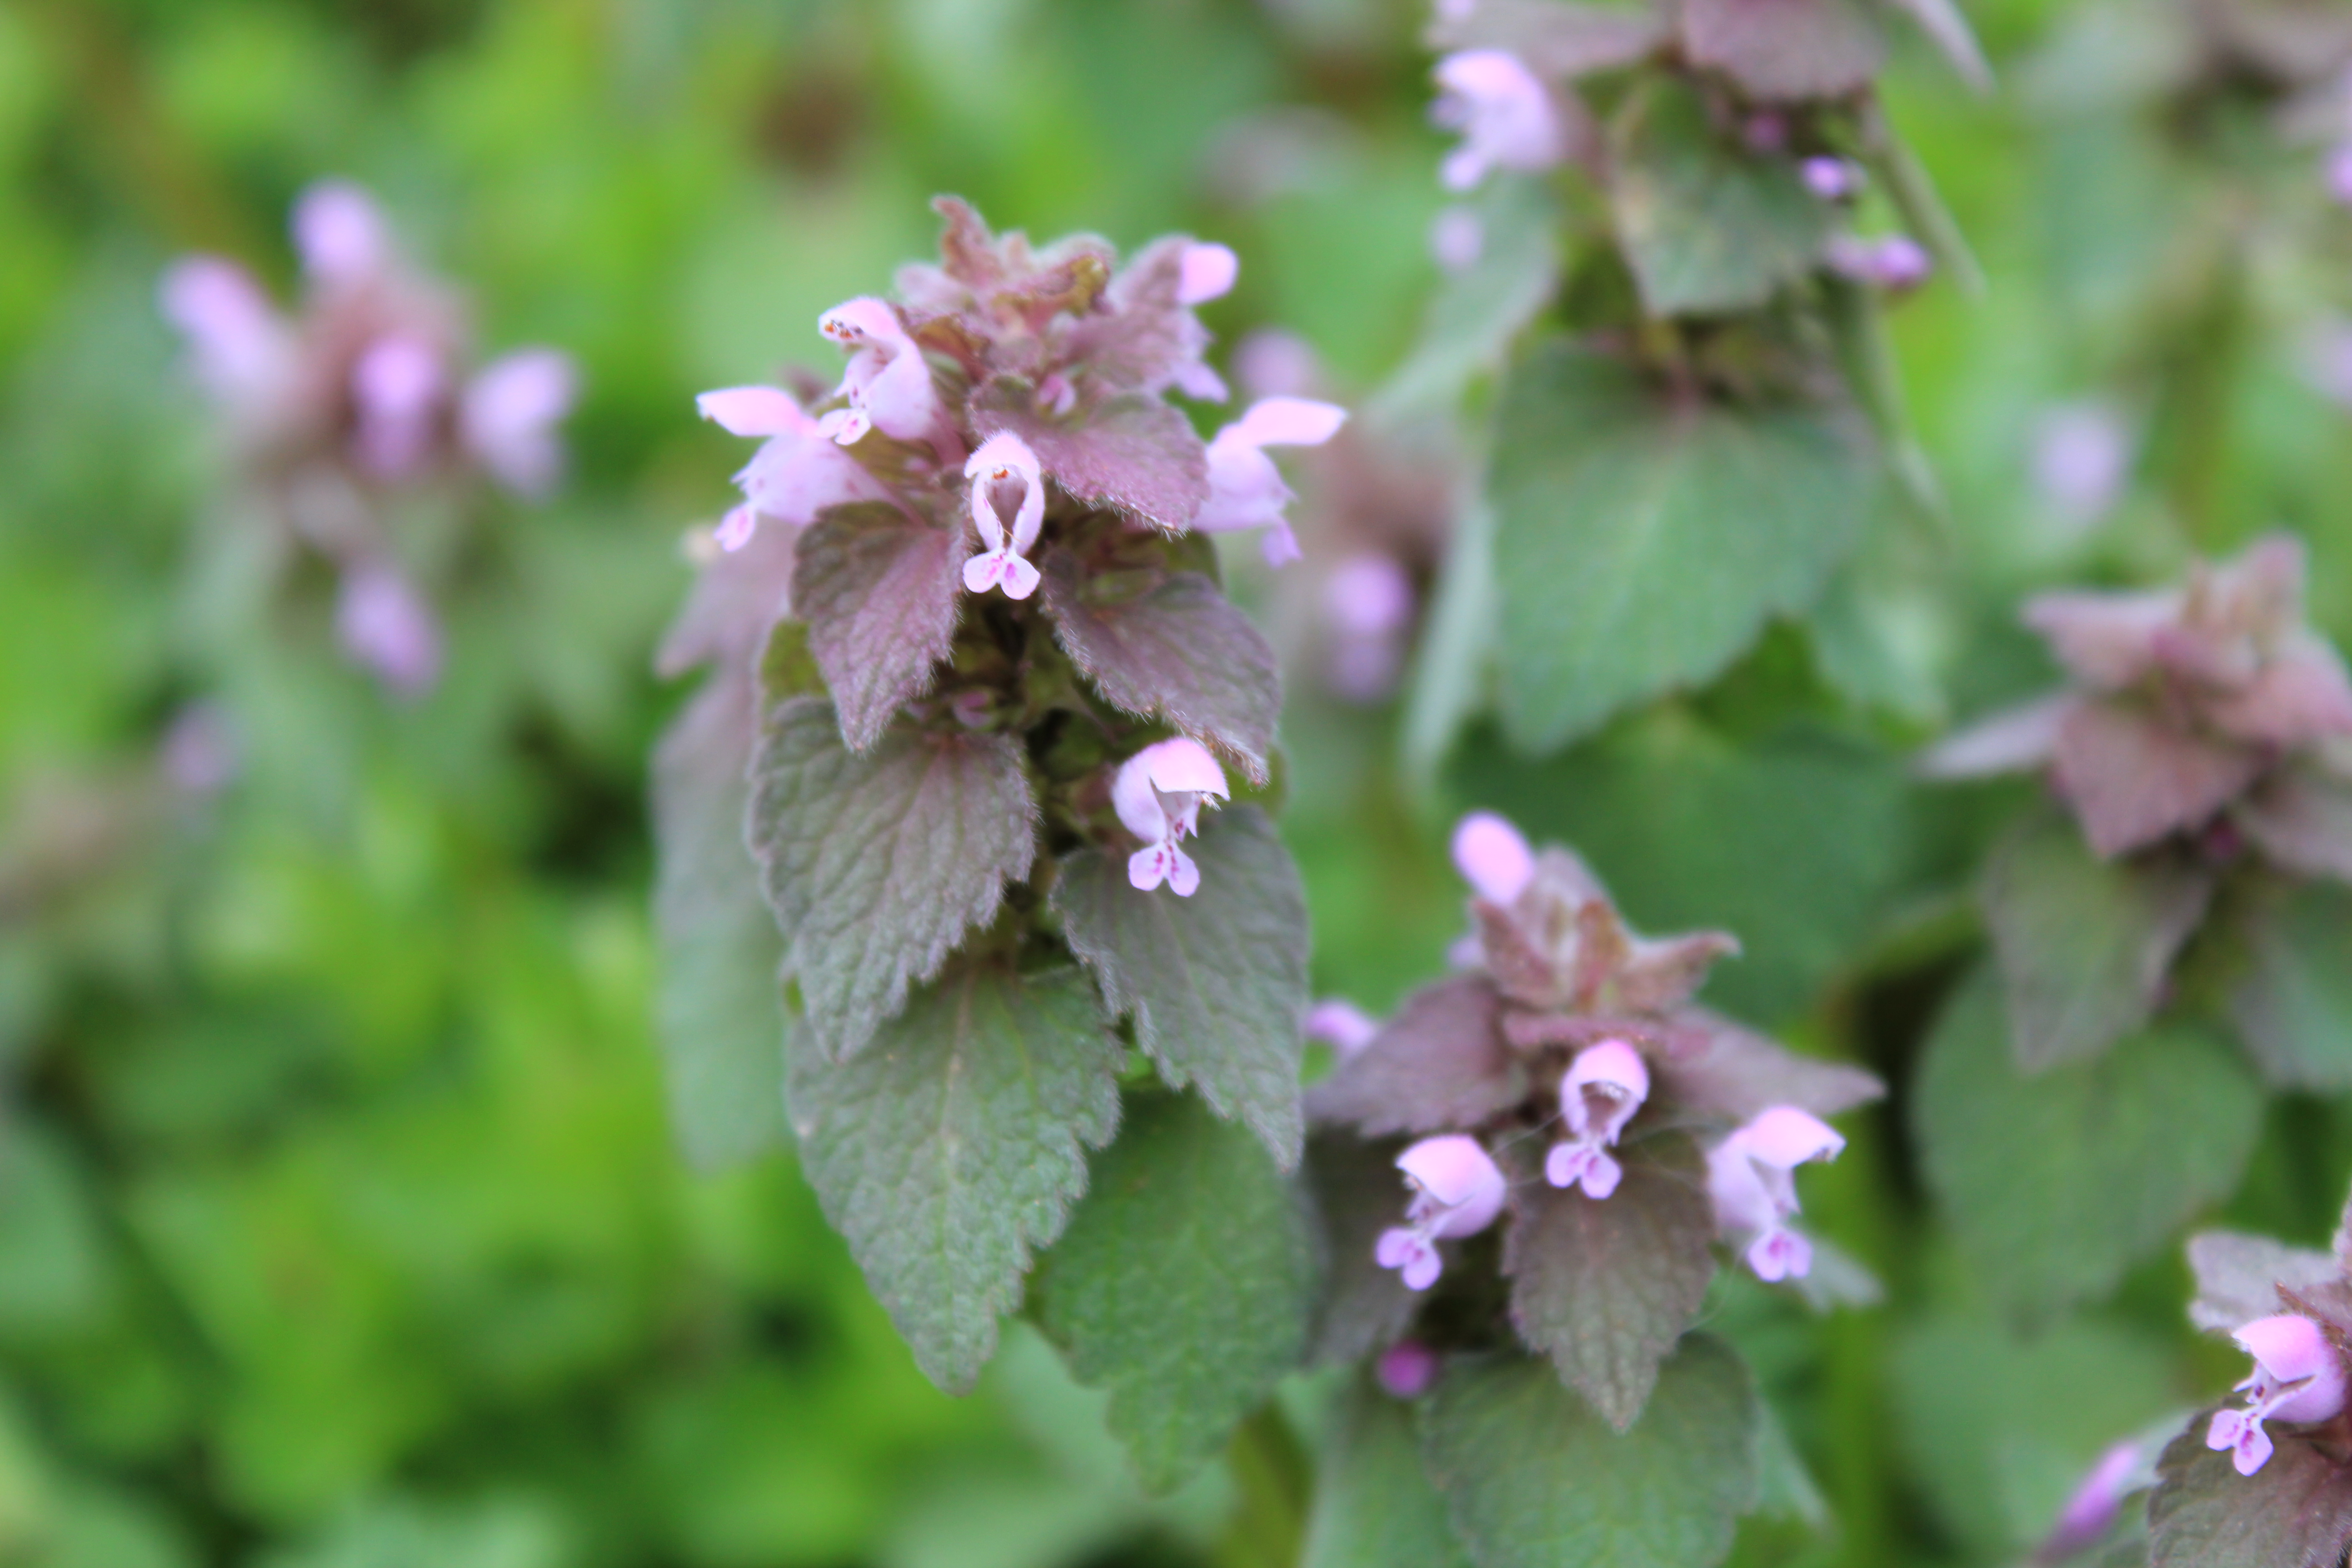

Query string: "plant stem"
[[1213, 1402, 1313, 1568]]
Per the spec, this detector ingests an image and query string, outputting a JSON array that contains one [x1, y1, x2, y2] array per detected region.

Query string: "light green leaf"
[[1301, 1383, 1475, 1568], [1915, 970, 2262, 1317], [1052, 806, 1309, 1168], [1032, 1092, 1318, 1494], [786, 962, 1123, 1393], [1490, 344, 1871, 750], [1419, 1338, 1761, 1568], [1609, 78, 1832, 317], [2227, 878, 2352, 1091], [1371, 175, 1560, 426]]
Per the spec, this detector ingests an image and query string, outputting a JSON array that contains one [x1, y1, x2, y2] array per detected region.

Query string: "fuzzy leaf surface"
[[1981, 811, 2215, 1073], [1916, 972, 2262, 1316], [748, 697, 1037, 1058], [2228, 879, 2352, 1092], [2238, 764, 2352, 884], [1655, 1010, 1883, 1126], [1305, 1132, 1420, 1367], [1306, 977, 1522, 1139], [1032, 1091, 1318, 1494], [1610, 78, 1833, 315], [1053, 806, 1308, 1168], [785, 962, 1122, 1393], [1040, 553, 1279, 784], [2186, 1230, 2340, 1333], [1489, 345, 1869, 751], [1679, 0, 1887, 101], [973, 381, 1209, 531], [1419, 1338, 1761, 1568], [2148, 1417, 2352, 1568], [792, 501, 967, 753], [1504, 1133, 1717, 1431], [1302, 1384, 1475, 1568]]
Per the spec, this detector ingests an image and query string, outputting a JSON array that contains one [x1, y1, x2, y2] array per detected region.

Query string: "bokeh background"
[[6, 0, 2352, 1565]]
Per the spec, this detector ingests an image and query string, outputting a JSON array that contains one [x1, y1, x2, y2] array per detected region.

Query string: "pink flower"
[[2032, 402, 2132, 529], [1305, 998, 1380, 1057], [1825, 235, 1934, 292], [1114, 737, 1230, 896], [1377, 1340, 1441, 1398], [1431, 51, 1564, 192], [336, 561, 443, 697], [1376, 1134, 1506, 1291], [1706, 1107, 1847, 1283], [1232, 330, 1323, 402], [1189, 397, 1348, 565], [462, 349, 577, 497], [2039, 1440, 2145, 1559], [1177, 242, 1239, 306], [815, 296, 940, 446], [962, 430, 1046, 599], [161, 703, 238, 797], [1430, 206, 1485, 273], [1802, 157, 1861, 201], [1544, 1039, 1648, 1199], [695, 385, 890, 552], [2328, 143, 2352, 207], [293, 181, 387, 285], [2206, 1314, 2348, 1477], [157, 257, 293, 409], [350, 334, 447, 479], [1451, 811, 1534, 904]]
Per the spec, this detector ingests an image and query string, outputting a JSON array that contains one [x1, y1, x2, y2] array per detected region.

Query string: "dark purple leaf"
[[1040, 551, 1279, 784], [792, 501, 967, 753], [1680, 0, 1888, 101], [1306, 1132, 1421, 1367], [972, 379, 1210, 532], [654, 510, 800, 681], [2148, 1416, 2352, 1568], [1653, 1008, 1883, 1124], [2238, 764, 2352, 884], [1504, 1132, 1718, 1431], [748, 696, 1038, 1059], [1307, 976, 1524, 1138], [2053, 699, 2261, 859], [1062, 235, 1196, 395], [1051, 807, 1309, 1168]]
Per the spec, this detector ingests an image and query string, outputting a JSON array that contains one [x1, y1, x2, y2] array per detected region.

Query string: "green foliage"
[[2227, 878, 2352, 1091], [1300, 1385, 1474, 1568]]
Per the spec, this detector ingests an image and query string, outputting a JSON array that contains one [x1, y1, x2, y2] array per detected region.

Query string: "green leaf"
[[1503, 1132, 1717, 1431], [1039, 554, 1280, 785], [1884, 0, 1994, 91], [1306, 977, 1523, 1139], [1608, 78, 1833, 317], [1489, 345, 1870, 751], [1031, 1091, 1318, 1494], [2227, 879, 2352, 1091], [1052, 807, 1309, 1168], [1301, 1383, 1475, 1568], [650, 676, 788, 1166], [1419, 1338, 1761, 1568], [1304, 1133, 1420, 1367], [786, 962, 1123, 1394], [1981, 811, 2215, 1073], [792, 502, 967, 753], [1371, 175, 1561, 425], [748, 696, 1038, 1058], [2148, 1416, 2352, 1568], [1915, 970, 2263, 1317]]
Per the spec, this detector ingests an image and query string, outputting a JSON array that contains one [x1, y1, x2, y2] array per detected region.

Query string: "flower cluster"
[[1310, 811, 1882, 1386], [1924, 534, 2352, 867], [161, 181, 577, 696]]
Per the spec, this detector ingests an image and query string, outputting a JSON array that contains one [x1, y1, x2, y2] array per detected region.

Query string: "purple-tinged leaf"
[[1655, 1009, 1884, 1124], [748, 697, 1038, 1059], [2227, 880, 2352, 1093], [1061, 236, 1195, 396], [2053, 699, 2260, 858], [2186, 1230, 2339, 1334], [1426, 0, 1667, 78], [2238, 764, 2352, 884], [1306, 1132, 1421, 1367], [1307, 976, 1524, 1139], [654, 510, 801, 682], [1679, 0, 1888, 101], [2147, 1416, 2352, 1568], [972, 379, 1210, 532], [792, 501, 967, 753], [1040, 553, 1279, 785], [786, 961, 1122, 1394], [1981, 810, 2216, 1073], [1504, 1133, 1718, 1432], [1418, 1338, 1761, 1568], [1052, 807, 1308, 1168]]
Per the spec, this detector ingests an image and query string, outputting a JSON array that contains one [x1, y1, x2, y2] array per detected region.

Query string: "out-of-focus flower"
[[696, 384, 892, 553], [1190, 397, 1349, 565], [2032, 401, 2133, 530], [1825, 234, 1934, 292], [1113, 738, 1230, 896], [160, 703, 239, 798], [1177, 242, 1239, 306], [2036, 1439, 2146, 1561], [1432, 50, 1565, 191], [335, 561, 444, 698], [1306, 998, 1380, 1057], [1430, 206, 1486, 273], [1801, 157, 1862, 200], [1706, 1107, 1846, 1282], [1375, 1134, 1506, 1290], [1377, 1339, 1441, 1397], [1451, 811, 1534, 904], [463, 350, 578, 497]]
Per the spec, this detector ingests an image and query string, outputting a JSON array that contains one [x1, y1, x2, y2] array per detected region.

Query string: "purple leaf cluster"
[[1307, 809, 1882, 1430]]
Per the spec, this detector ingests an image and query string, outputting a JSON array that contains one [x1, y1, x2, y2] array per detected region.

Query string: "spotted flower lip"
[[1706, 1106, 1846, 1283], [962, 430, 1047, 600], [815, 295, 941, 446], [1113, 737, 1230, 896], [1375, 1134, 1507, 1291], [1431, 49, 1565, 192], [2206, 1313, 2348, 1476], [1544, 1039, 1649, 1199]]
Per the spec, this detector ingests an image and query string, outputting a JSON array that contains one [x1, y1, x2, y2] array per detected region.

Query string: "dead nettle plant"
[[650, 198, 1353, 1483], [1295, 810, 1883, 1568], [1914, 535, 2352, 1319]]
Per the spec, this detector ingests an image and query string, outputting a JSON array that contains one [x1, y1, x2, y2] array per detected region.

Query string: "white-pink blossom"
[[1431, 51, 1564, 192], [462, 349, 578, 497], [962, 430, 1046, 599], [350, 334, 447, 479], [1544, 1039, 1649, 1199], [1113, 737, 1230, 897], [293, 181, 388, 285], [1451, 811, 1534, 904], [1376, 1135, 1506, 1291], [336, 561, 443, 697], [1305, 998, 1380, 1057], [157, 257, 294, 410], [816, 296, 941, 446], [696, 385, 892, 552], [1177, 241, 1239, 306], [2206, 1313, 2347, 1477], [1188, 397, 1347, 565], [1706, 1106, 1846, 1283]]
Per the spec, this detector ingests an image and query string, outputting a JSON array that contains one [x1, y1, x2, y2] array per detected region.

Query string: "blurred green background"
[[6, 1, 2352, 1565]]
